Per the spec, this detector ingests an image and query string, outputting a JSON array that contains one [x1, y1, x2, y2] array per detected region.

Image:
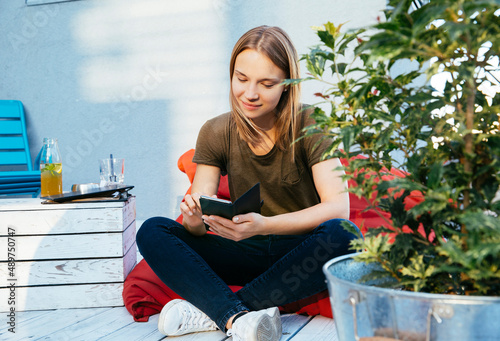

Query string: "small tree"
[[294, 0, 500, 295]]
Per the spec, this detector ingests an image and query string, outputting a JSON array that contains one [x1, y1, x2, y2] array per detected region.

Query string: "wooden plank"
[[123, 220, 137, 254], [0, 204, 131, 235], [0, 307, 113, 339], [123, 196, 137, 227], [0, 232, 127, 261], [90, 313, 166, 341], [37, 305, 143, 340], [124, 241, 138, 278], [0, 256, 132, 287], [288, 315, 338, 341], [280, 314, 314, 340], [0, 283, 124, 311], [0, 197, 131, 211], [0, 308, 54, 337]]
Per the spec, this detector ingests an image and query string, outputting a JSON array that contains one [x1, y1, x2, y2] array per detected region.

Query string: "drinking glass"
[[99, 158, 124, 185]]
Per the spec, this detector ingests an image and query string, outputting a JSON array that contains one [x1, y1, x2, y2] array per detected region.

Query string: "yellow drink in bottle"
[[41, 163, 62, 196], [40, 138, 62, 197]]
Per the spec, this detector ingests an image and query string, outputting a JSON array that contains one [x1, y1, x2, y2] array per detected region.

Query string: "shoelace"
[[179, 306, 214, 332]]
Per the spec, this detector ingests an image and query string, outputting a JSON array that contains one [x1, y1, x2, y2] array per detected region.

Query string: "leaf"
[[358, 269, 398, 287], [385, 195, 407, 228], [362, 234, 392, 255], [42, 164, 56, 172], [337, 31, 361, 56], [335, 62, 348, 76], [401, 255, 436, 280], [394, 70, 424, 86], [405, 91, 436, 104], [427, 162, 444, 189], [341, 125, 357, 151], [317, 30, 335, 49], [313, 92, 330, 100], [341, 220, 364, 240], [393, 233, 415, 258], [304, 48, 327, 77], [458, 211, 500, 233], [282, 78, 309, 86]]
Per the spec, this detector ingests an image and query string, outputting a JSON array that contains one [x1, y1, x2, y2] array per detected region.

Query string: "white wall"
[[0, 0, 386, 221]]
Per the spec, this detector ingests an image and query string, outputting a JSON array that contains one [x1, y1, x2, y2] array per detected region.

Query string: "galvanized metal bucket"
[[323, 253, 500, 341]]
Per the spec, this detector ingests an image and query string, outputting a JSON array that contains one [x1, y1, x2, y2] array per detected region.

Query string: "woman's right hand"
[[182, 163, 222, 235], [180, 193, 205, 231]]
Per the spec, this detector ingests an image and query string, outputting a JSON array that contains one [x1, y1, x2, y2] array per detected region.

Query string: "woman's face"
[[231, 49, 287, 126]]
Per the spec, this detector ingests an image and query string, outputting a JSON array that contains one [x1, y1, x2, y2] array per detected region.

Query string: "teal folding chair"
[[0, 100, 41, 197]]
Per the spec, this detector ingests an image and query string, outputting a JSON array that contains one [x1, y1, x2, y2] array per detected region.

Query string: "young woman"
[[137, 25, 359, 341]]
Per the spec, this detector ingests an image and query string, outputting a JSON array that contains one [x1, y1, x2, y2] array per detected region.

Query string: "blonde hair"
[[229, 26, 301, 156]]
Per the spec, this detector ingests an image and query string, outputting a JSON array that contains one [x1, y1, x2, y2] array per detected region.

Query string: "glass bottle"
[[40, 138, 62, 197]]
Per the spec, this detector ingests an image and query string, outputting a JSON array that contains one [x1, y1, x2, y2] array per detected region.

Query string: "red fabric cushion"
[[339, 156, 423, 235], [123, 149, 418, 321]]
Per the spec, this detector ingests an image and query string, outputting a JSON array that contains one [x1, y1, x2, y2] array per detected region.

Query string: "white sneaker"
[[157, 299, 218, 336], [227, 307, 282, 341]]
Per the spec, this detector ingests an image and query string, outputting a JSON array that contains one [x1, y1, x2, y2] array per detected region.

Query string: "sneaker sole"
[[256, 308, 282, 341], [268, 308, 282, 338]]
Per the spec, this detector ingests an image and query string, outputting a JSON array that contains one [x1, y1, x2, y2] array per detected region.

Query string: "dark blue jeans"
[[136, 217, 359, 331]]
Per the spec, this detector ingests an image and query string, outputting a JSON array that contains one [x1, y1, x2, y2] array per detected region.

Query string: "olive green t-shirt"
[[193, 109, 332, 217]]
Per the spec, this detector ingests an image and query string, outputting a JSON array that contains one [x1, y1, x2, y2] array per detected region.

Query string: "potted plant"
[[290, 0, 500, 339]]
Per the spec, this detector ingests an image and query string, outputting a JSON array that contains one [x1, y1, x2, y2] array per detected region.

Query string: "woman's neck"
[[246, 110, 277, 155], [248, 125, 276, 155]]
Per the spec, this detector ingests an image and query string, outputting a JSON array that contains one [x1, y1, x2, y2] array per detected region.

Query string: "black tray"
[[41, 184, 134, 203]]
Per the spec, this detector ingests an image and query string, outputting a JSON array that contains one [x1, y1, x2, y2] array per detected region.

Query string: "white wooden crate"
[[0, 196, 136, 312]]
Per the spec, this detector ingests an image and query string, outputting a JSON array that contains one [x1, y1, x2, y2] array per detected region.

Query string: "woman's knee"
[[318, 218, 361, 243], [136, 216, 174, 250]]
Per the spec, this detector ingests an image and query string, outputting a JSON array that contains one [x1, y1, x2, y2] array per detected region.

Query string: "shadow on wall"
[[68, 0, 229, 220]]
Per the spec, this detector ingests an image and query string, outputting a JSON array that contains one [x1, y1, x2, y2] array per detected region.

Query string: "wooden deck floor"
[[0, 306, 338, 340]]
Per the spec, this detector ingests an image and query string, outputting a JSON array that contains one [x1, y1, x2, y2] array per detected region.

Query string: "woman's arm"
[[264, 157, 349, 234], [180, 164, 221, 236], [202, 157, 349, 240]]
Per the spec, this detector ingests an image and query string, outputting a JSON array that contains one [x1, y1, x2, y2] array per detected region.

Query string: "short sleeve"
[[192, 113, 231, 173], [298, 108, 334, 168]]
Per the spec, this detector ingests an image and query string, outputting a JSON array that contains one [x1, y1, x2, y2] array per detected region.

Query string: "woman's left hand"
[[202, 212, 266, 241]]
